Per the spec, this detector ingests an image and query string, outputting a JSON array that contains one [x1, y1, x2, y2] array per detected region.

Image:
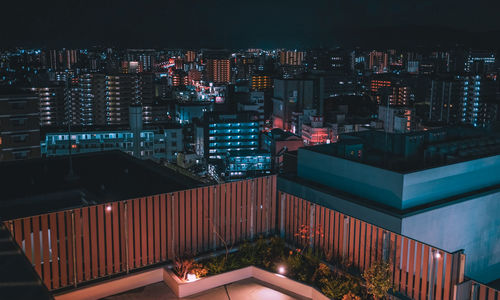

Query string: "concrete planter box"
[[163, 266, 330, 299]]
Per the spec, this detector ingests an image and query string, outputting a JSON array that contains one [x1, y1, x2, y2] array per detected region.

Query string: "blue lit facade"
[[225, 150, 271, 179], [460, 75, 497, 128], [41, 127, 183, 161], [202, 113, 260, 160]]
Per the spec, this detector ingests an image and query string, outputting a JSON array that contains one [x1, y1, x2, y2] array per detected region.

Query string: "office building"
[[225, 150, 271, 180], [378, 105, 415, 133], [204, 50, 231, 84], [279, 50, 305, 66], [196, 112, 259, 160], [251, 74, 272, 91], [0, 89, 40, 161], [368, 51, 389, 73]]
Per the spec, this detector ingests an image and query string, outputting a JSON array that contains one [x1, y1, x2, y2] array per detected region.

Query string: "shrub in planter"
[[174, 256, 208, 281], [362, 260, 392, 300]]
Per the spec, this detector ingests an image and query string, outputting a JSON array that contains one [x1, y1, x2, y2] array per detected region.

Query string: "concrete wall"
[[298, 148, 500, 210], [401, 190, 500, 283], [402, 155, 500, 209], [278, 177, 403, 233], [297, 148, 406, 209]]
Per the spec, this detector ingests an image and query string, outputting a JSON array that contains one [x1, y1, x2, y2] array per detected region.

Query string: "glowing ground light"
[[106, 205, 112, 212], [278, 266, 286, 275], [186, 273, 197, 282]]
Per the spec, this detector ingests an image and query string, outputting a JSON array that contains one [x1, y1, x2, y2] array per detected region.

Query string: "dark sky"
[[2, 0, 500, 49]]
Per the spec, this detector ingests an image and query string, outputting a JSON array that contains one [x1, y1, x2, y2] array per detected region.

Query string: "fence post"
[[280, 193, 285, 239], [250, 180, 255, 240], [71, 210, 77, 287], [309, 204, 315, 249], [171, 194, 176, 257], [213, 188, 217, 250], [124, 201, 129, 274]]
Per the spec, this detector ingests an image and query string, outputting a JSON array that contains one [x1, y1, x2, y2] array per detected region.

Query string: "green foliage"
[[319, 274, 361, 300], [205, 256, 227, 275], [362, 261, 392, 300]]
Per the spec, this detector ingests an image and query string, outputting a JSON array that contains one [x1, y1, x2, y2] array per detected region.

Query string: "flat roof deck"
[[104, 278, 305, 300]]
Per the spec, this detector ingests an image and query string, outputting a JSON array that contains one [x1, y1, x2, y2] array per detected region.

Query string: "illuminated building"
[[225, 150, 271, 179], [429, 75, 463, 124], [185, 50, 196, 63], [279, 50, 305, 66], [460, 75, 497, 128], [196, 112, 259, 160], [29, 84, 66, 127], [42, 106, 183, 161], [251, 74, 272, 90], [121, 61, 143, 73], [370, 79, 391, 93], [368, 51, 389, 73], [188, 69, 202, 85], [261, 128, 303, 171], [378, 105, 415, 133], [466, 50, 496, 73], [301, 116, 332, 145], [0, 89, 40, 161], [205, 58, 230, 84]]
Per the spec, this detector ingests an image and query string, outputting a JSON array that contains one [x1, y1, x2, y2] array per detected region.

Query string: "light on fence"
[[434, 251, 441, 259], [106, 205, 112, 212]]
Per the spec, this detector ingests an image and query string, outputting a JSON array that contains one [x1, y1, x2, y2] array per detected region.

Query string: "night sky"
[[2, 0, 500, 49]]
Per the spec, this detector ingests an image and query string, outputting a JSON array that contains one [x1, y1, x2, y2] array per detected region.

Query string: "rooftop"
[[0, 151, 203, 220]]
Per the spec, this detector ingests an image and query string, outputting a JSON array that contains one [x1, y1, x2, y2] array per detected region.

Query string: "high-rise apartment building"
[[279, 50, 305, 66], [251, 74, 272, 91], [205, 58, 230, 84], [0, 89, 40, 161], [368, 51, 389, 73]]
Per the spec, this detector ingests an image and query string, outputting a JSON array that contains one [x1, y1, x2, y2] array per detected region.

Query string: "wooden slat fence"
[[4, 176, 277, 291]]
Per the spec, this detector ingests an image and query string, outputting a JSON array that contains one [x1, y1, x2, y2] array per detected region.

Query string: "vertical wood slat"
[[257, 178, 263, 235], [231, 182, 237, 244], [185, 191, 191, 253], [203, 187, 210, 251], [41, 214, 51, 288], [105, 204, 113, 275], [49, 213, 60, 289], [421, 245, 430, 300], [271, 175, 277, 233], [400, 237, 409, 293], [236, 182, 242, 242], [218, 185, 224, 247], [443, 253, 453, 300], [226, 183, 232, 244], [338, 213, 345, 259], [168, 193, 175, 259], [190, 189, 197, 253], [89, 206, 98, 279], [160, 194, 167, 261], [133, 198, 141, 268], [435, 250, 444, 300], [140, 198, 148, 266], [174, 192, 180, 256], [112, 202, 120, 273], [23, 218, 33, 265], [97, 206, 106, 277], [147, 196, 154, 264], [174, 192, 185, 255], [353, 219, 360, 267], [414, 242, 423, 299], [407, 240, 415, 296], [209, 187, 215, 250], [394, 235, 402, 290], [66, 212, 74, 285], [197, 188, 203, 254], [76, 209, 85, 282], [478, 285, 487, 300], [154, 196, 161, 262], [370, 226, 378, 267], [57, 212, 67, 287], [32, 216, 42, 277], [359, 221, 366, 271]]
